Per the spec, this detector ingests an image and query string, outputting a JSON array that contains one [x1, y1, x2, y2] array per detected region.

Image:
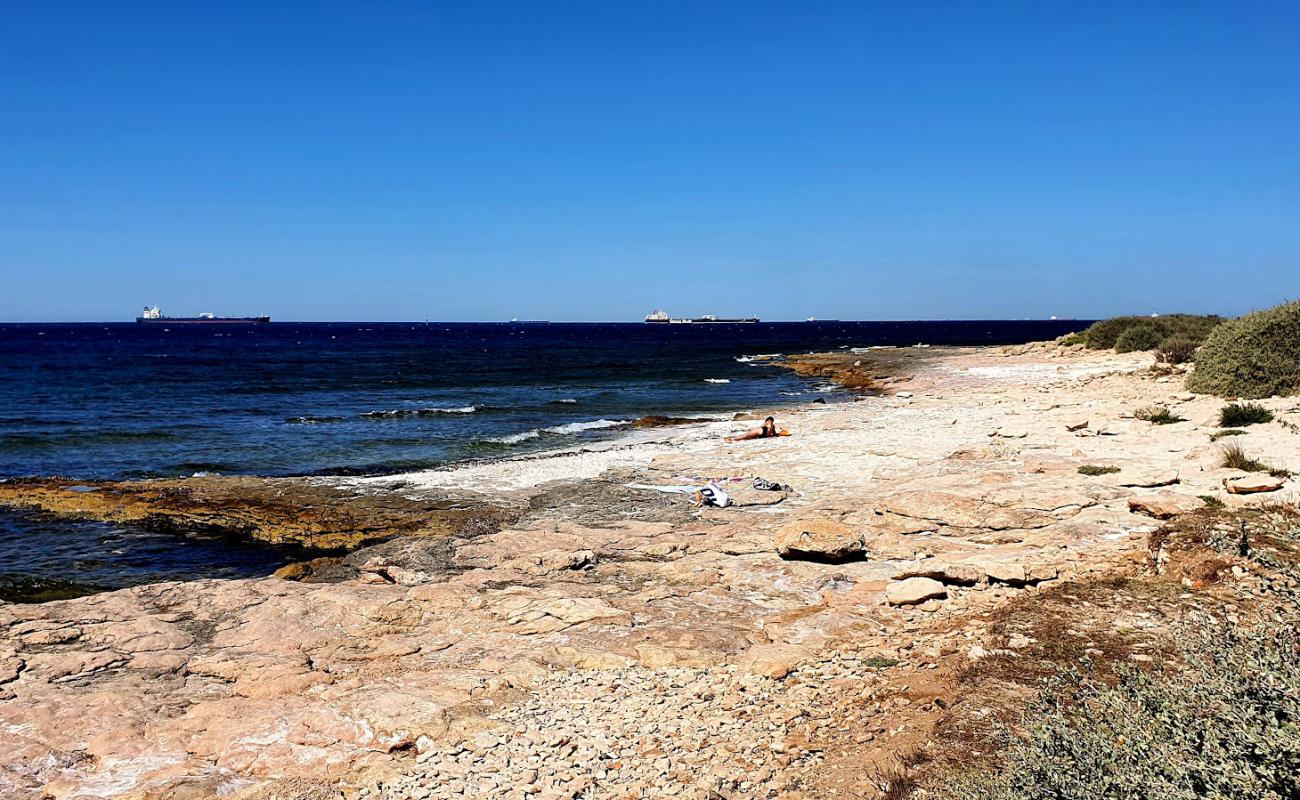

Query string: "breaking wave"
[[485, 418, 630, 445], [360, 405, 479, 419]]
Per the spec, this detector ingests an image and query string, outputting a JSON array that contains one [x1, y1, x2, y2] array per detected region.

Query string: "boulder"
[[1224, 474, 1286, 494], [885, 577, 947, 606], [1128, 493, 1202, 519], [775, 518, 864, 561]]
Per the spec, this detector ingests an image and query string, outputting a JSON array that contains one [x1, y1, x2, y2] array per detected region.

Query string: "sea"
[[0, 320, 1087, 601]]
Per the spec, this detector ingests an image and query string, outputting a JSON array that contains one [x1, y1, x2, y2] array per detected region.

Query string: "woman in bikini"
[[726, 416, 789, 441]]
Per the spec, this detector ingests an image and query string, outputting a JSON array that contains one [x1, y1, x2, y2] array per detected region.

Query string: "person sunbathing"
[[726, 416, 790, 441]]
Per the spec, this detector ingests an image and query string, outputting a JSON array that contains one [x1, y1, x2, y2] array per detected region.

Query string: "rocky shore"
[[2, 341, 1298, 799]]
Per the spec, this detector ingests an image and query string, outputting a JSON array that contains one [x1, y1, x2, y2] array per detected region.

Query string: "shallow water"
[[0, 509, 311, 602]]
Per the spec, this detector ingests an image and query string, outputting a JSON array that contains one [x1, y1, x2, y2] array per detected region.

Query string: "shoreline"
[[3, 340, 1298, 799]]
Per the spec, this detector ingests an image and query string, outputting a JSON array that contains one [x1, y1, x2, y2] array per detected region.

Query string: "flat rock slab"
[[775, 518, 864, 561], [885, 577, 947, 606], [1128, 492, 1202, 519], [1118, 469, 1180, 488], [1224, 474, 1287, 494]]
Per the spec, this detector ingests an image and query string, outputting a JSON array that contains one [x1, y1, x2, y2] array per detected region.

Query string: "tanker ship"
[[644, 309, 758, 324], [136, 306, 271, 324]]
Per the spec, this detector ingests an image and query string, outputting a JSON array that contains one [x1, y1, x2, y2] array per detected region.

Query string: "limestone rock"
[[1065, 419, 1089, 432], [1118, 469, 1180, 488], [775, 518, 864, 561], [892, 560, 982, 586], [1224, 474, 1286, 494], [738, 644, 808, 679], [1128, 492, 1202, 519], [885, 577, 947, 606]]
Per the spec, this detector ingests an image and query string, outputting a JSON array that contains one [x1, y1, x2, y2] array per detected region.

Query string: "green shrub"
[[1059, 331, 1086, 347], [1219, 402, 1275, 427], [1199, 494, 1226, 509], [1156, 337, 1198, 364], [1083, 316, 1149, 349], [1114, 323, 1165, 353], [1188, 300, 1300, 398], [1211, 428, 1247, 441], [1077, 464, 1120, 476], [1082, 314, 1222, 351], [944, 621, 1300, 800], [1134, 405, 1185, 425]]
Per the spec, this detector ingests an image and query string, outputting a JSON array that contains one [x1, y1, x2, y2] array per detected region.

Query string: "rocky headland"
[[2, 341, 1298, 799]]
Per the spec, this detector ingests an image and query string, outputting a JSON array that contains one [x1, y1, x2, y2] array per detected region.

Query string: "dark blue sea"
[[0, 320, 1087, 600]]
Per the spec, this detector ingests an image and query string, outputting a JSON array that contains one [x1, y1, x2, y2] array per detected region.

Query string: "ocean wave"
[[284, 415, 346, 424], [550, 398, 579, 404], [488, 429, 543, 445], [361, 405, 479, 419], [486, 418, 630, 445], [704, 378, 731, 384], [734, 353, 780, 362], [543, 419, 628, 435]]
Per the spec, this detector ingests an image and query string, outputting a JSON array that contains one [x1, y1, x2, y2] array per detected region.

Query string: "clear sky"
[[2, 1, 1298, 322]]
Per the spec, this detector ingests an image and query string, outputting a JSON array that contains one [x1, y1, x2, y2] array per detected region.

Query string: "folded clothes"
[[752, 477, 788, 491]]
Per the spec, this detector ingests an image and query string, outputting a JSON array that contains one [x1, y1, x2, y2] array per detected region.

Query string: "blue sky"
[[1, 2, 1298, 322]]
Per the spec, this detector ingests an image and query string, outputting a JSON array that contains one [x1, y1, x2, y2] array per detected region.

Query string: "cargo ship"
[[136, 306, 271, 324], [644, 310, 758, 324]]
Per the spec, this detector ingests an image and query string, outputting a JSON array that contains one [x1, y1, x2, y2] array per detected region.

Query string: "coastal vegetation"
[[926, 506, 1300, 800], [1077, 464, 1120, 476], [945, 622, 1299, 800], [1081, 314, 1221, 352], [1210, 428, 1247, 441], [1220, 440, 1292, 478], [1187, 300, 1300, 398], [1154, 337, 1198, 365], [1219, 402, 1274, 427], [1134, 405, 1185, 425]]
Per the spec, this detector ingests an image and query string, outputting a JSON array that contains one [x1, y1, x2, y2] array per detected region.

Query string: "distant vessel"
[[136, 306, 270, 324], [644, 309, 758, 324]]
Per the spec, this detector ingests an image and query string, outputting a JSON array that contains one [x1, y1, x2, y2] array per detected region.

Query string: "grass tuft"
[[1220, 440, 1270, 473]]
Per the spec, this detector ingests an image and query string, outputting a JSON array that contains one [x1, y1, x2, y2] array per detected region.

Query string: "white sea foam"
[[362, 405, 478, 418], [543, 419, 629, 435], [704, 378, 731, 384], [489, 418, 630, 444], [553, 398, 579, 404], [735, 353, 780, 362], [490, 429, 542, 444]]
